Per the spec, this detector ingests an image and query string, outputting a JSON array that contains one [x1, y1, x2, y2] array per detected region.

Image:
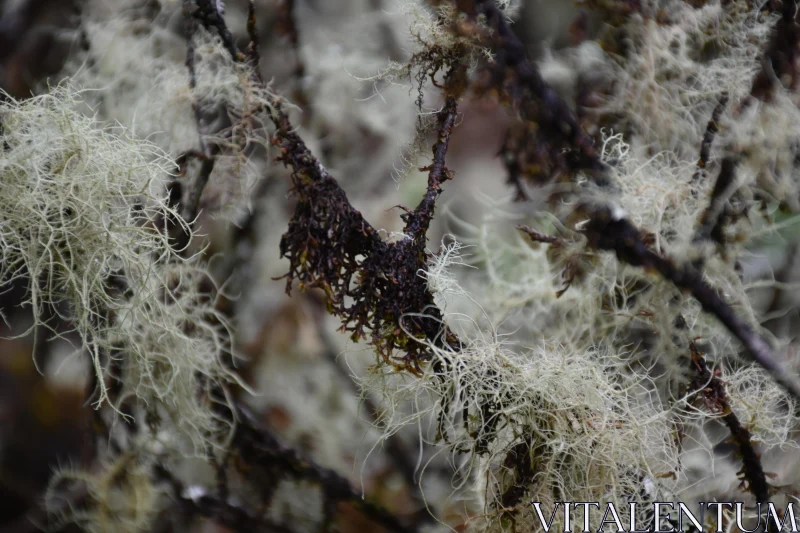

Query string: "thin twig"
[[517, 224, 559, 245], [230, 402, 420, 533], [694, 156, 737, 244], [180, 0, 218, 228], [402, 74, 464, 242], [690, 92, 729, 190], [687, 342, 771, 507]]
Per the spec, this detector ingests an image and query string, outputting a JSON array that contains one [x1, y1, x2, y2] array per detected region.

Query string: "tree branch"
[[449, 0, 607, 180], [687, 342, 771, 505], [584, 206, 800, 401], [228, 402, 420, 533], [180, 0, 218, 228], [442, 0, 800, 402], [690, 91, 729, 190]]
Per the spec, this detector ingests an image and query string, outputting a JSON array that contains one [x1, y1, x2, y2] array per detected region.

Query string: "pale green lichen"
[[0, 83, 246, 455]]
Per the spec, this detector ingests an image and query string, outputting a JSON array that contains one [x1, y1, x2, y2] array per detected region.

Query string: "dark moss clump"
[[277, 90, 462, 374]]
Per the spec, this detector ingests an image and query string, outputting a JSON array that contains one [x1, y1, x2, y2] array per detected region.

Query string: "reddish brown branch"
[[687, 342, 771, 504], [403, 75, 465, 241], [245, 0, 262, 72], [189, 0, 468, 369]]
